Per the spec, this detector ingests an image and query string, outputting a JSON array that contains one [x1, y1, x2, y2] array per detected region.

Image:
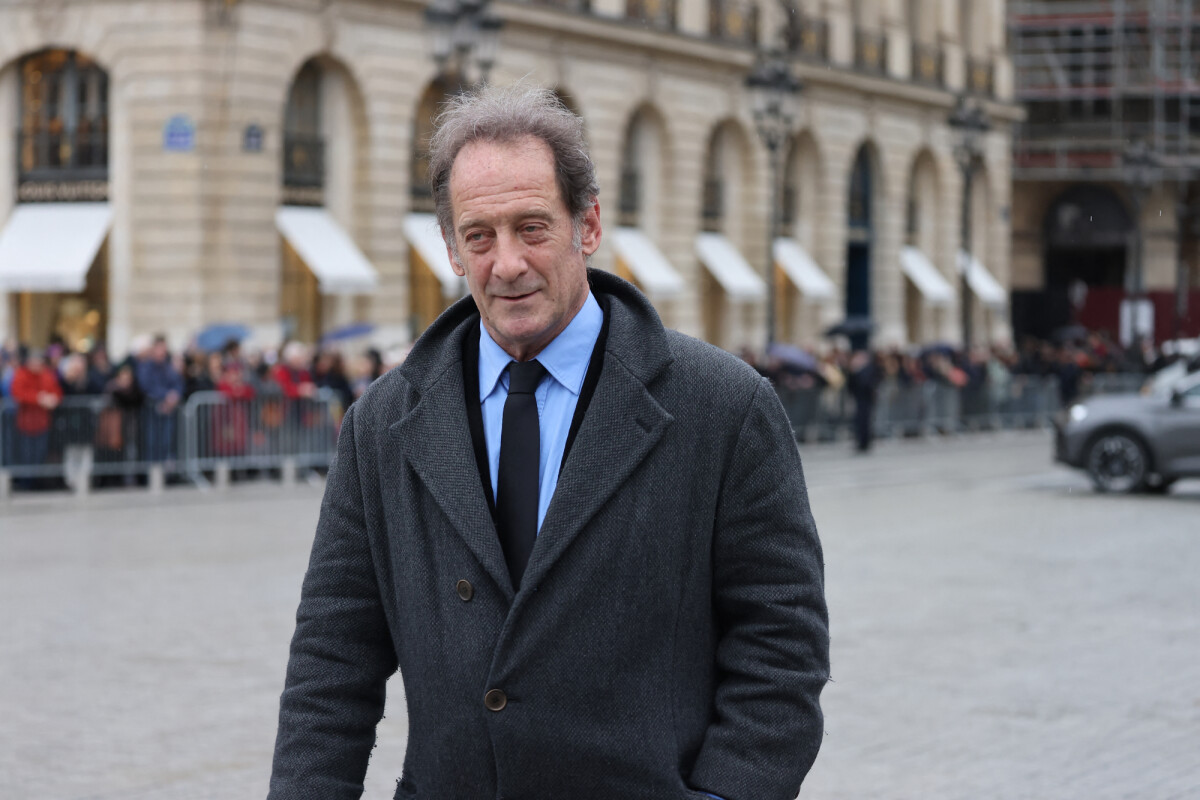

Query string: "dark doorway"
[[844, 146, 874, 350], [1016, 184, 1133, 341]]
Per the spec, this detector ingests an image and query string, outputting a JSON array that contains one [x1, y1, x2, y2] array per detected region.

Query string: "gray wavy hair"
[[428, 83, 599, 259]]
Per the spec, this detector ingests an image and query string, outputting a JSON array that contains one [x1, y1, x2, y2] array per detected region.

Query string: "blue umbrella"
[[196, 323, 251, 352], [320, 322, 376, 345], [767, 342, 819, 373]]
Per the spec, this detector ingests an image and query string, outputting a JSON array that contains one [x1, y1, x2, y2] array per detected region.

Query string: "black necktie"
[[496, 359, 546, 590]]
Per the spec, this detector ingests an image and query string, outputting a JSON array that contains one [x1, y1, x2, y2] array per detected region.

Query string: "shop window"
[[18, 49, 109, 201]]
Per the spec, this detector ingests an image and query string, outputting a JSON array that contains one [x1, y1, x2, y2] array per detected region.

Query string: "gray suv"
[[1054, 371, 1200, 493]]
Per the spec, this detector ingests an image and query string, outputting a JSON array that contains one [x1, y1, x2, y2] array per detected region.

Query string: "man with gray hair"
[[269, 84, 828, 800]]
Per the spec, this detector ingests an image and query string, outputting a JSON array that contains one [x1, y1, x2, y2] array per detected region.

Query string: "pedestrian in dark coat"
[[848, 349, 879, 452], [269, 85, 828, 800]]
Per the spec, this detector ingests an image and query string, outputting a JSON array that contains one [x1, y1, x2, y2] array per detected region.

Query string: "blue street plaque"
[[243, 124, 264, 153], [163, 115, 196, 152]]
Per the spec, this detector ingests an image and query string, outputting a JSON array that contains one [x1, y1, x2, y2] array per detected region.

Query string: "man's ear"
[[579, 199, 602, 256], [442, 229, 466, 277]]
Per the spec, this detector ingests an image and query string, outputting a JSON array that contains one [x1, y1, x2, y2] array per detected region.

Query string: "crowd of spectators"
[[0, 333, 397, 483], [3, 326, 1197, 481], [747, 331, 1198, 407]]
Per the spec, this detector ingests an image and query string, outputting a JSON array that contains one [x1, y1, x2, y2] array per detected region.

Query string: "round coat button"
[[456, 579, 474, 601], [484, 689, 507, 712]]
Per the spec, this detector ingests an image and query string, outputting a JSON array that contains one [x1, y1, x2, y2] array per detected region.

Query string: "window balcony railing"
[[18, 128, 109, 183], [701, 178, 722, 232], [626, 0, 677, 30], [283, 133, 325, 188], [784, 14, 829, 62], [911, 41, 944, 87], [967, 57, 995, 96], [709, 0, 758, 47], [283, 133, 325, 206], [854, 28, 888, 74]]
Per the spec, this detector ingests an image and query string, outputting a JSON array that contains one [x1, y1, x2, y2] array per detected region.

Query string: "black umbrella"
[[823, 316, 876, 339]]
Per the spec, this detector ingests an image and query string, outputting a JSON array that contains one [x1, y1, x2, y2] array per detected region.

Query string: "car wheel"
[[1086, 432, 1149, 493]]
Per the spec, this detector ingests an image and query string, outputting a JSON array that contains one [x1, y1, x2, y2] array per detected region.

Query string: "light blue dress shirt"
[[478, 291, 603, 532]]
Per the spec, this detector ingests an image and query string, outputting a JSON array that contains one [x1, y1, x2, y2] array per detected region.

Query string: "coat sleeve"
[[268, 402, 399, 800], [689, 377, 830, 800]]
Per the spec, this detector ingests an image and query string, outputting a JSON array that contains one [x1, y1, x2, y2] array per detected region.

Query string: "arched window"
[[701, 127, 725, 233], [19, 49, 109, 189], [411, 80, 452, 214], [282, 60, 324, 206]]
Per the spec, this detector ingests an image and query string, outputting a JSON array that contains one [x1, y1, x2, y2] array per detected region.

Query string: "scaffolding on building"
[[1010, 0, 1200, 180]]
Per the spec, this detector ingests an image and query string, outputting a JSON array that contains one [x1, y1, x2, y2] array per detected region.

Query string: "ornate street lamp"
[[1121, 137, 1161, 344], [745, 49, 801, 348], [425, 0, 504, 87], [948, 93, 990, 352]]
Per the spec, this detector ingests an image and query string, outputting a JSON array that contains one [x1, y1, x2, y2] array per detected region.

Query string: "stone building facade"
[[0, 0, 1018, 355]]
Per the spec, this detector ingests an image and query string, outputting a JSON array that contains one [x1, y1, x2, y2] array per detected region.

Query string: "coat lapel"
[[521, 358, 673, 591], [520, 274, 676, 592], [388, 311, 516, 601]]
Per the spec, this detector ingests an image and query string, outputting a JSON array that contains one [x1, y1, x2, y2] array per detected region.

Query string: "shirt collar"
[[478, 290, 603, 401]]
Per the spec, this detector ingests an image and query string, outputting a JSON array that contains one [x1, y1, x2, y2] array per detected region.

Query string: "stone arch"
[[783, 130, 823, 250], [278, 54, 372, 343], [701, 117, 755, 247], [618, 102, 672, 240], [903, 147, 947, 342]]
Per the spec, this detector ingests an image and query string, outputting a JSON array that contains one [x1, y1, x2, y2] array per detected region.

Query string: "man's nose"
[[489, 231, 528, 282]]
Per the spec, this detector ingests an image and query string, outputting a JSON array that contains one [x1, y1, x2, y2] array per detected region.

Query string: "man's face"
[[444, 136, 601, 361]]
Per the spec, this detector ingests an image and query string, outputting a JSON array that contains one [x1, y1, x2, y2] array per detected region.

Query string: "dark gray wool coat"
[[269, 269, 829, 800]]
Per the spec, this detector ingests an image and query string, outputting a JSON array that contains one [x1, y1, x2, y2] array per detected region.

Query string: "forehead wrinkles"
[[450, 139, 564, 230]]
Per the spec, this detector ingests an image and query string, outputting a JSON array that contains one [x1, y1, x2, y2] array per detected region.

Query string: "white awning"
[[957, 250, 1008, 310], [611, 227, 686, 298], [0, 202, 112, 292], [900, 246, 955, 306], [773, 237, 835, 301], [276, 206, 379, 295], [694, 233, 766, 301], [403, 213, 467, 299]]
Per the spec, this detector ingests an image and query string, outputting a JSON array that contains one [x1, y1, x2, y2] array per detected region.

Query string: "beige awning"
[[694, 233, 766, 301], [612, 227, 686, 298], [774, 237, 835, 301], [0, 202, 112, 292], [403, 213, 468, 299], [276, 206, 379, 295], [957, 250, 1007, 309], [900, 246, 955, 306]]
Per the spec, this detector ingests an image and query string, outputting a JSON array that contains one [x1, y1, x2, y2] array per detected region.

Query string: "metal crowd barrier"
[[0, 371, 1149, 496], [0, 390, 342, 497], [181, 390, 342, 487], [774, 374, 1063, 442]]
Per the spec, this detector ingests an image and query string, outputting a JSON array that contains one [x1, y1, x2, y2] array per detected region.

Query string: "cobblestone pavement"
[[1, 431, 1198, 799]]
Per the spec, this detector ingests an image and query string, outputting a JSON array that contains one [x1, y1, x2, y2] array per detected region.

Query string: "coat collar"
[[389, 270, 675, 600]]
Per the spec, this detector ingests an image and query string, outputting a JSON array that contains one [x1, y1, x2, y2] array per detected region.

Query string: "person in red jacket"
[[214, 361, 255, 457], [9, 348, 63, 486]]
